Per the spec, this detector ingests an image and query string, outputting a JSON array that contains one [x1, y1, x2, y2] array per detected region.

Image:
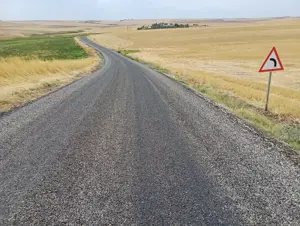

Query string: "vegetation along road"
[[0, 34, 99, 112], [0, 38, 299, 225]]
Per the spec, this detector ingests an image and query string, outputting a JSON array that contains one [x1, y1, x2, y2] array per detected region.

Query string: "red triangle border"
[[259, 47, 284, 72]]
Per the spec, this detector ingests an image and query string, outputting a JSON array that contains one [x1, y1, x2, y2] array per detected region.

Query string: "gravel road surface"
[[0, 37, 299, 225]]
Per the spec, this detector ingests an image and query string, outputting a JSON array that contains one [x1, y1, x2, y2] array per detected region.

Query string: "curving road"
[[0, 37, 299, 225]]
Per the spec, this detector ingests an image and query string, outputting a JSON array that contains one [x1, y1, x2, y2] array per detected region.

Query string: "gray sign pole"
[[265, 71, 273, 111]]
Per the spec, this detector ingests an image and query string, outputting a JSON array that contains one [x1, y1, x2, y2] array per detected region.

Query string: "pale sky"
[[1, 0, 299, 20]]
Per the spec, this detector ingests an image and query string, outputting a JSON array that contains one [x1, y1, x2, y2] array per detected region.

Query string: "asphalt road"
[[0, 38, 299, 225]]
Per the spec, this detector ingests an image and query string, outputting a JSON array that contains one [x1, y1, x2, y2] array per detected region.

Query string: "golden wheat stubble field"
[[90, 18, 300, 120], [0, 37, 100, 112]]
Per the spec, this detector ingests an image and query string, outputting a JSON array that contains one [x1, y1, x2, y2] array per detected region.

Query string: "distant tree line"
[[137, 23, 189, 30]]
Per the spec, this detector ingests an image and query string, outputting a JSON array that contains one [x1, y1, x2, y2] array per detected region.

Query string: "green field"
[[0, 35, 99, 112], [0, 35, 89, 60]]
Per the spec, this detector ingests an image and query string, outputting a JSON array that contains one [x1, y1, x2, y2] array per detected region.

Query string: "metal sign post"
[[265, 72, 272, 111]]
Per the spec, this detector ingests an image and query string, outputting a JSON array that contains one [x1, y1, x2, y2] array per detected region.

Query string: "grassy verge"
[[117, 49, 140, 55], [117, 49, 169, 74], [118, 50, 300, 151], [0, 35, 101, 112], [195, 85, 300, 150]]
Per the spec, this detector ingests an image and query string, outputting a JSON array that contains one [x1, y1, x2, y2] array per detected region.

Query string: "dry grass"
[[0, 18, 284, 39], [0, 38, 100, 112], [89, 18, 300, 119], [0, 21, 104, 39]]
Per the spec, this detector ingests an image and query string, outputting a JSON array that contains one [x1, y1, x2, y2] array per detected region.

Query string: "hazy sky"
[[1, 0, 299, 20]]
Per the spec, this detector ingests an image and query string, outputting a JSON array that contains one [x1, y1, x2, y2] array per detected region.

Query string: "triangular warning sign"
[[259, 47, 284, 72]]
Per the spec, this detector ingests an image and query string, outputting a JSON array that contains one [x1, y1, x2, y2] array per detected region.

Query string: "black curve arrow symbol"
[[270, 58, 277, 67]]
